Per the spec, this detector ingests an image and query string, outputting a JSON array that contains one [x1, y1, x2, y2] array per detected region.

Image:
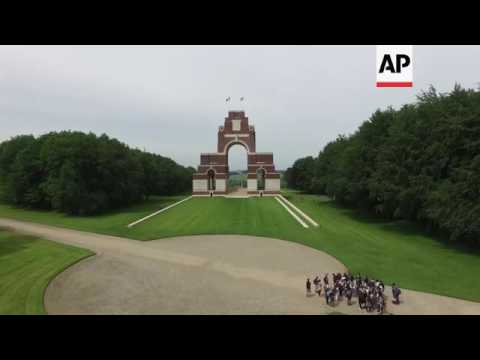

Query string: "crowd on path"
[[306, 273, 402, 314]]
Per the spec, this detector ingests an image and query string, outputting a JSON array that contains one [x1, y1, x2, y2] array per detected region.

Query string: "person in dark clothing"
[[329, 287, 336, 306], [358, 290, 365, 310], [306, 278, 312, 296], [392, 283, 401, 304], [367, 292, 375, 312], [377, 294, 385, 314], [314, 276, 322, 296], [379, 280, 385, 293], [323, 273, 329, 286], [346, 286, 353, 305]]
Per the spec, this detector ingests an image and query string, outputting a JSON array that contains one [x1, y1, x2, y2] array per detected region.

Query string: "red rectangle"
[[376, 82, 413, 88]]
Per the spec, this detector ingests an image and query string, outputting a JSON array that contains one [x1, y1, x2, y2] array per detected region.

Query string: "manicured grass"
[[1, 193, 480, 302], [123, 196, 304, 240], [0, 196, 185, 238], [0, 227, 93, 314]]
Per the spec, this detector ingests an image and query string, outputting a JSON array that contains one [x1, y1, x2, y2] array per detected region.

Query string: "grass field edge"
[[41, 249, 95, 315]]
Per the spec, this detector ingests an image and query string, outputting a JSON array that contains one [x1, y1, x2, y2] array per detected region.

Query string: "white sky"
[[1, 45, 479, 170]]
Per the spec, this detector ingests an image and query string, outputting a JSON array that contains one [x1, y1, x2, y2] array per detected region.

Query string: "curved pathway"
[[1, 218, 479, 315]]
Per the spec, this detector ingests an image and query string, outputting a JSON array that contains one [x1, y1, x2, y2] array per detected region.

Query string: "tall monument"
[[192, 111, 281, 195]]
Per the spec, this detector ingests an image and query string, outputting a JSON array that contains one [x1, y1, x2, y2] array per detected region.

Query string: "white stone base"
[[216, 179, 227, 192], [195, 178, 279, 194], [193, 179, 208, 192], [247, 179, 257, 192], [265, 179, 280, 192], [193, 179, 227, 193]]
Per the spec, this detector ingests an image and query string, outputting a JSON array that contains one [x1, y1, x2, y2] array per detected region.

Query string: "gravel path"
[[1, 218, 479, 315]]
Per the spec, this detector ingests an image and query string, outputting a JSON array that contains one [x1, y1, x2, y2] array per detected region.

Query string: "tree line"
[[0, 131, 194, 215], [285, 85, 480, 246]]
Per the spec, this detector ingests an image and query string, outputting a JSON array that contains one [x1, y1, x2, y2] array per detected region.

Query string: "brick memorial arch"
[[192, 111, 281, 195]]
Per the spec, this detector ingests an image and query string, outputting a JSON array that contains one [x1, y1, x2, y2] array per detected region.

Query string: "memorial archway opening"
[[227, 143, 248, 194]]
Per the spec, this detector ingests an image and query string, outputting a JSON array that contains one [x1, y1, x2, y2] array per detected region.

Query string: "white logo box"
[[376, 45, 413, 87]]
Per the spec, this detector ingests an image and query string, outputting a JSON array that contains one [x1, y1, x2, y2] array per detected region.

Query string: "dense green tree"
[[286, 156, 315, 192], [0, 131, 192, 215], [0, 135, 36, 179], [286, 85, 480, 246]]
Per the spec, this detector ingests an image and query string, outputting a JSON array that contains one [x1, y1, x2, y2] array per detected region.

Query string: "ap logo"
[[376, 45, 413, 87]]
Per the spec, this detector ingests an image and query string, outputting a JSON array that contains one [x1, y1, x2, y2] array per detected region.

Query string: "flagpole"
[[225, 96, 231, 114]]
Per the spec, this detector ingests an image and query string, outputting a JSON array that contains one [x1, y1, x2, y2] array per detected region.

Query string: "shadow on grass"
[[322, 199, 480, 257], [101, 195, 186, 215], [0, 227, 38, 259], [71, 196, 179, 218], [0, 195, 184, 219], [284, 190, 480, 256]]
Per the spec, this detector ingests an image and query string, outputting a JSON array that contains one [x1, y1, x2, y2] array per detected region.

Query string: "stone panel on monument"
[[193, 179, 208, 192], [265, 178, 281, 192], [247, 179, 257, 193]]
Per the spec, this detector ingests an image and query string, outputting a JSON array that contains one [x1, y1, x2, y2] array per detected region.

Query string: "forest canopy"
[[284, 85, 480, 246], [0, 131, 194, 215]]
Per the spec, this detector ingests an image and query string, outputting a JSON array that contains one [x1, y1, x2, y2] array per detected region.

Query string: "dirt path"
[[1, 218, 479, 315]]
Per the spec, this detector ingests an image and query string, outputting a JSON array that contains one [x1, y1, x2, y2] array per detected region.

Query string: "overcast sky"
[[1, 45, 479, 170]]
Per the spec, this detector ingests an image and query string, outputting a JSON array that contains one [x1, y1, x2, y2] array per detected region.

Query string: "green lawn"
[[0, 227, 92, 314], [0, 195, 185, 239], [1, 193, 480, 302]]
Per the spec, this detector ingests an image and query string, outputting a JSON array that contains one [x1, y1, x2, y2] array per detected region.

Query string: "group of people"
[[306, 272, 402, 314]]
